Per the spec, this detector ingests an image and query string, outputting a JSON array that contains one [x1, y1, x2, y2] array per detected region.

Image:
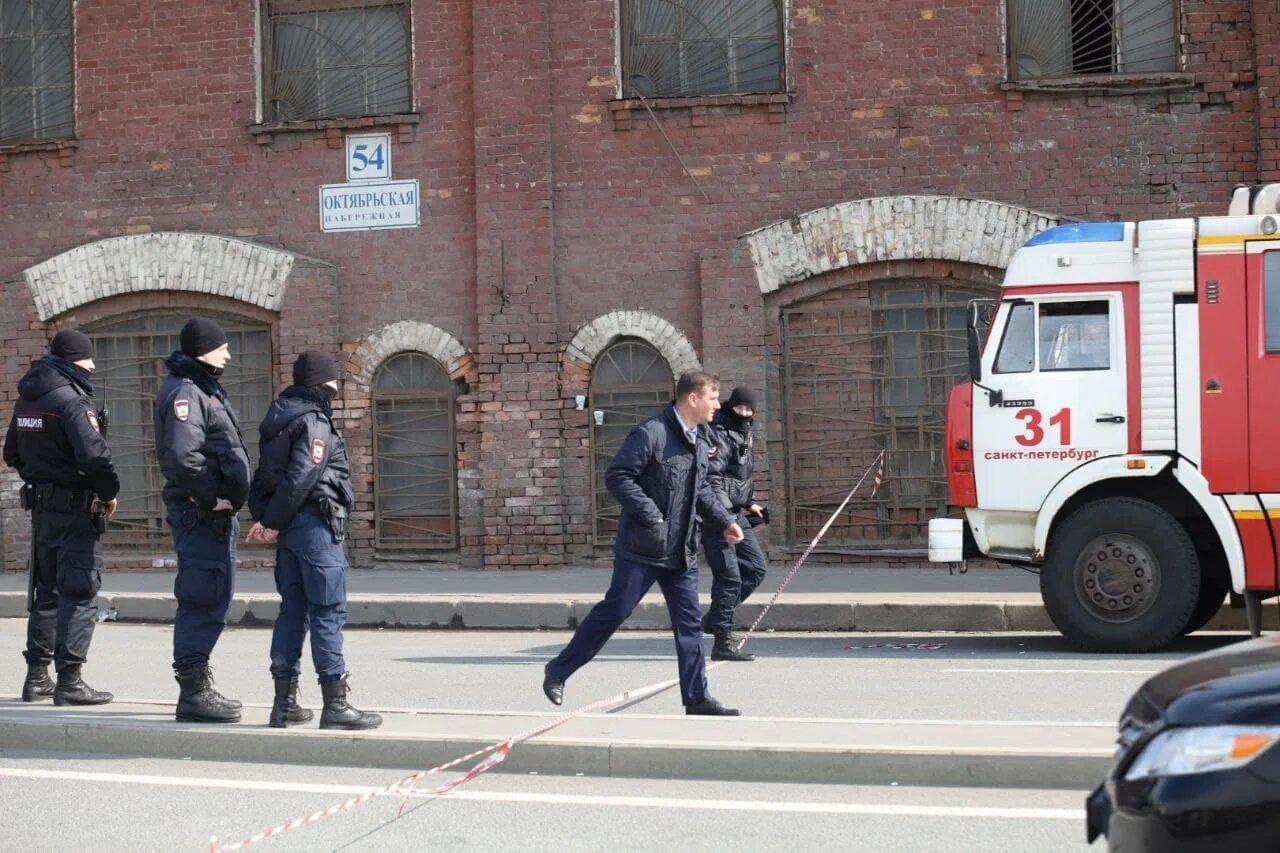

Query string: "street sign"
[[319, 179, 420, 233], [346, 133, 392, 181]]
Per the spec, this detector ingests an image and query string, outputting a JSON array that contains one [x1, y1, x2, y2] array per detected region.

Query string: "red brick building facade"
[[1, 0, 1277, 571]]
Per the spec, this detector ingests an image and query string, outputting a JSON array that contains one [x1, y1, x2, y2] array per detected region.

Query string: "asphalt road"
[[0, 620, 1235, 721], [0, 752, 1092, 852]]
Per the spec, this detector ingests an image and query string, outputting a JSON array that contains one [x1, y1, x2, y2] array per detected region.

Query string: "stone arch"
[[23, 232, 301, 320], [348, 320, 471, 387], [566, 310, 700, 377], [741, 195, 1061, 295]]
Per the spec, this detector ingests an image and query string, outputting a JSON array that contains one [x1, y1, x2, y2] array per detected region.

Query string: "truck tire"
[[1041, 498, 1199, 652], [1183, 565, 1230, 636]]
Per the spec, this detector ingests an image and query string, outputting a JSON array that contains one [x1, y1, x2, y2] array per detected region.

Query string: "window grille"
[[589, 339, 673, 545], [263, 0, 410, 122], [620, 0, 783, 98], [0, 0, 72, 143], [1008, 0, 1177, 80], [373, 351, 457, 551]]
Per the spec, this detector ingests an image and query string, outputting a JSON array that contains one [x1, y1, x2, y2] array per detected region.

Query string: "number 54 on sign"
[[346, 133, 391, 182]]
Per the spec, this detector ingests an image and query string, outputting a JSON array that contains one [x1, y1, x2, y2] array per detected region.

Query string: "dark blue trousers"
[[25, 509, 102, 671], [269, 508, 347, 683], [547, 556, 707, 706], [167, 507, 238, 670], [700, 511, 768, 631]]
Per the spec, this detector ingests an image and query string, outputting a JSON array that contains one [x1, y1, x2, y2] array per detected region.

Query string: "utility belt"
[[20, 482, 94, 514], [308, 496, 349, 543], [194, 503, 235, 540]]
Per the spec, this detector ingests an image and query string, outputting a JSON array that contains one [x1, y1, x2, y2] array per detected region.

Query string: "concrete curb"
[[0, 590, 1267, 632], [0, 710, 1112, 790]]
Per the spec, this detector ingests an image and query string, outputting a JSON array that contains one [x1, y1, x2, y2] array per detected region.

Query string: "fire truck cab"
[[929, 185, 1280, 652]]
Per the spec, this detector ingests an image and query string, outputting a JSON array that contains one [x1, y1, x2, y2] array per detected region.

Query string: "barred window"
[[263, 0, 411, 123], [1008, 0, 1177, 80], [0, 0, 72, 144], [620, 0, 784, 98], [373, 352, 457, 551]]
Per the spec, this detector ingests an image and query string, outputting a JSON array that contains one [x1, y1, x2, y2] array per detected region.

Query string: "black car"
[[1087, 635, 1280, 850]]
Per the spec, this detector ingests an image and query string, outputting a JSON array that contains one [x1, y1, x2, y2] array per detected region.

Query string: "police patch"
[[174, 399, 190, 422], [311, 438, 326, 464], [15, 416, 43, 431], [86, 410, 99, 432]]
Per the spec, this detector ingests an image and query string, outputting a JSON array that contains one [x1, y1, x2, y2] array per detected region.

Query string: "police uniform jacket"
[[248, 385, 353, 531], [3, 356, 119, 501], [705, 404, 755, 512], [153, 351, 251, 512], [606, 407, 736, 571]]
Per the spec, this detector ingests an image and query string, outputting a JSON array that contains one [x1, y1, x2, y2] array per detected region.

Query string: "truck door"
[[1247, 247, 1280, 492], [972, 291, 1133, 512]]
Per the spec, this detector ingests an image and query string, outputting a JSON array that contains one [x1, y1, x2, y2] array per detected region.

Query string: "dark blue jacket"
[[705, 404, 755, 512], [248, 386, 354, 531], [3, 356, 119, 500], [606, 407, 735, 571], [153, 352, 251, 512]]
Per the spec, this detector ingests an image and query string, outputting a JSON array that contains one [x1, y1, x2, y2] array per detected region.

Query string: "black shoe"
[[205, 667, 242, 711], [686, 696, 741, 716], [711, 631, 755, 662], [52, 666, 113, 706], [319, 675, 382, 731], [175, 665, 241, 723], [21, 662, 55, 702], [542, 662, 564, 706], [268, 676, 314, 728]]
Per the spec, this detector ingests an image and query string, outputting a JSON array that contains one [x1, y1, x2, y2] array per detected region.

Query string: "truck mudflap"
[[927, 516, 981, 563]]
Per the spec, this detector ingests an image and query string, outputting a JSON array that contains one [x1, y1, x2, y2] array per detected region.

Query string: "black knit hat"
[[180, 317, 228, 358], [50, 329, 94, 362], [293, 351, 339, 388], [727, 386, 758, 411]]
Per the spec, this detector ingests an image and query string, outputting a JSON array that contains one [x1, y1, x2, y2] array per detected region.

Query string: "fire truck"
[[928, 185, 1280, 652]]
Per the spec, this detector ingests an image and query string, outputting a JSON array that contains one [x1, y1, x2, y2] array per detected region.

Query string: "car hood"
[[1121, 636, 1280, 727]]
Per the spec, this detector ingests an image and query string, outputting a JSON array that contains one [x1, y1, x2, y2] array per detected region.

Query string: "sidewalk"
[[0, 565, 1259, 631]]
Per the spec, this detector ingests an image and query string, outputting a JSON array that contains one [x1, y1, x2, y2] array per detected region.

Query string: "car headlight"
[[1124, 726, 1280, 780]]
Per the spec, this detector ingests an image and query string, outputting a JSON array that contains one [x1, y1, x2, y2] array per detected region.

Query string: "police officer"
[[543, 371, 744, 715], [700, 386, 769, 662], [3, 329, 117, 706], [153, 317, 250, 723], [246, 351, 381, 730]]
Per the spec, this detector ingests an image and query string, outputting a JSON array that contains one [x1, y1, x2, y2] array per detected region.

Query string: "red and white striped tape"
[[209, 448, 888, 850]]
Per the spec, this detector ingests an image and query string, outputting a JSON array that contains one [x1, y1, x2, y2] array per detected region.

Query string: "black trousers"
[[700, 510, 768, 631], [24, 509, 102, 671]]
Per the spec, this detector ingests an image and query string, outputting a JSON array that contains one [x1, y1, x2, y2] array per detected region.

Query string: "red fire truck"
[[928, 185, 1280, 652]]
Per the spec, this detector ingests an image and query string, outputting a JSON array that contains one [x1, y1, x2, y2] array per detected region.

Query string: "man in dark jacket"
[[246, 351, 381, 731], [701, 386, 769, 662], [543, 371, 744, 715], [153, 317, 251, 723], [4, 329, 117, 706]]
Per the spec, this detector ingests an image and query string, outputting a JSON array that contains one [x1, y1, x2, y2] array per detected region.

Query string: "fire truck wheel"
[[1041, 498, 1199, 652], [1183, 564, 1231, 636]]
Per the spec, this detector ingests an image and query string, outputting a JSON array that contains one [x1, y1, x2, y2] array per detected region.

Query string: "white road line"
[[943, 668, 1158, 675], [0, 767, 1083, 820]]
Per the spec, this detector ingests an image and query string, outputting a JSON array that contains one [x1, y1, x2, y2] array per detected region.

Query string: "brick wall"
[[0, 0, 1274, 570]]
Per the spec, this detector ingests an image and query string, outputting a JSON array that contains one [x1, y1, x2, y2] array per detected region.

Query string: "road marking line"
[[943, 668, 1159, 675], [0, 767, 1083, 820]]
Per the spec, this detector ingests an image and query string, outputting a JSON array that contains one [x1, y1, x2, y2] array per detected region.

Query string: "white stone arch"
[[23, 232, 300, 320], [741, 195, 1062, 294], [349, 320, 471, 388], [566, 310, 700, 377]]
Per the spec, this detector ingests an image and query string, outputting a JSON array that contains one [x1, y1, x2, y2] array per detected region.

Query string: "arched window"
[[589, 338, 673, 545], [373, 352, 457, 551], [85, 312, 273, 546]]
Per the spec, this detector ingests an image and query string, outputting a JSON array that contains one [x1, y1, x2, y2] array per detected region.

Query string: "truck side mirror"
[[967, 322, 982, 383]]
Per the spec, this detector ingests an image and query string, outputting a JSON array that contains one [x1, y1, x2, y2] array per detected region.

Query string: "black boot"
[[175, 665, 241, 723], [206, 666, 242, 711], [53, 665, 113, 706], [21, 662, 55, 702], [268, 676, 314, 728], [686, 696, 741, 716], [319, 675, 382, 730], [711, 631, 755, 662]]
